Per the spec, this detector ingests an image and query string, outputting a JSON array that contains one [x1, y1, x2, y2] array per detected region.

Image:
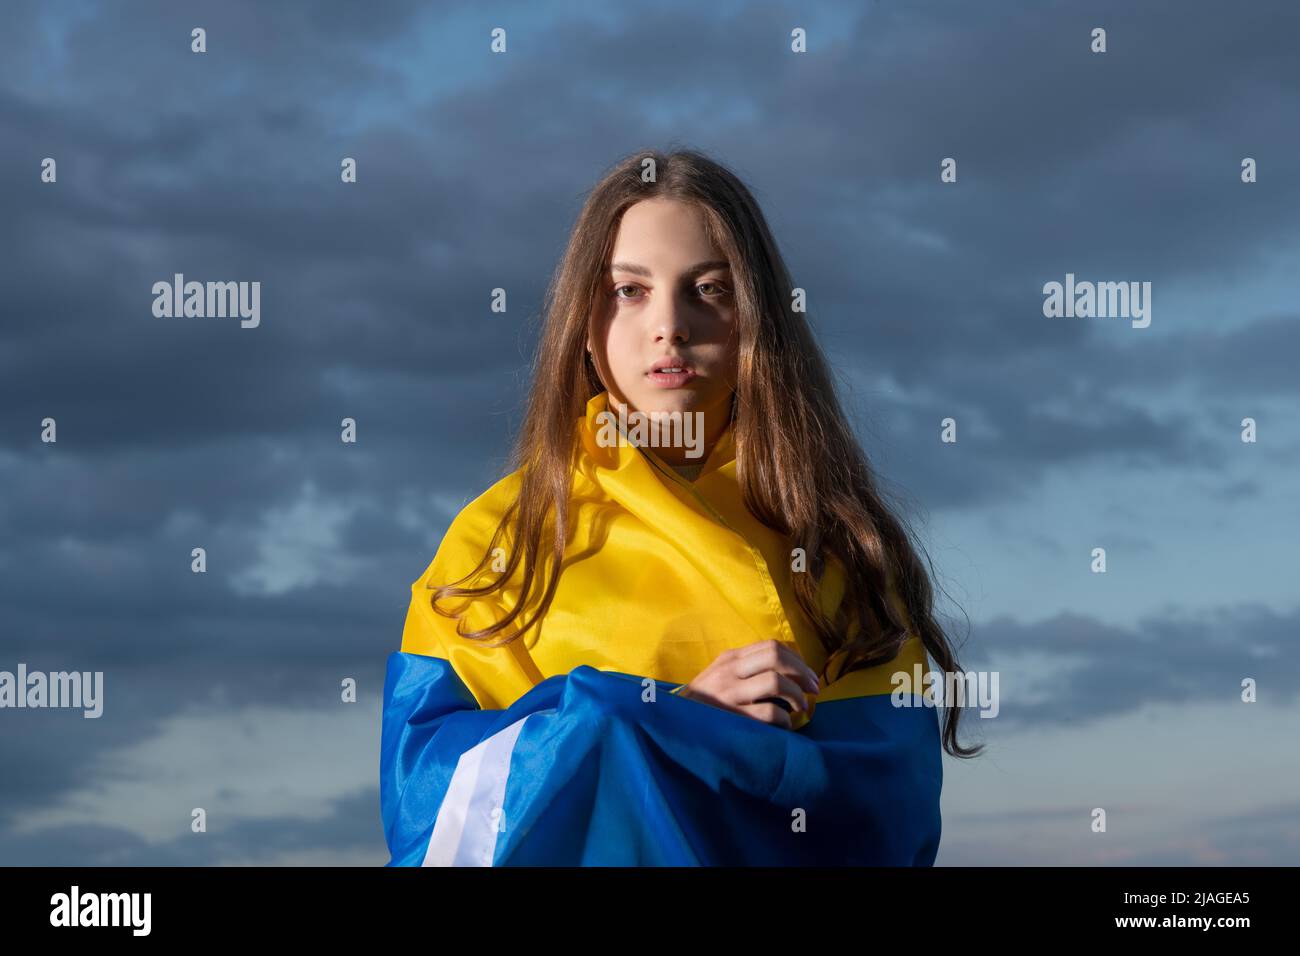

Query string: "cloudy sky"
[[1, 0, 1296, 865]]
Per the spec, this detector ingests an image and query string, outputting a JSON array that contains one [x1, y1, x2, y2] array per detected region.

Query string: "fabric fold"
[[380, 388, 943, 865], [380, 649, 942, 866]]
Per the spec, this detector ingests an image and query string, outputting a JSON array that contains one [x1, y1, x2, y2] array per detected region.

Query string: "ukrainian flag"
[[381, 642, 941, 866], [379, 392, 942, 865]]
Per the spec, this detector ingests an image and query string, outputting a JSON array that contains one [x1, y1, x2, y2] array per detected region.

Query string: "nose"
[[652, 292, 690, 345]]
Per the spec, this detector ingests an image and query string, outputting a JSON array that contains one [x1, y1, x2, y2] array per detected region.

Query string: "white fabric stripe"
[[451, 715, 532, 867], [422, 714, 533, 867]]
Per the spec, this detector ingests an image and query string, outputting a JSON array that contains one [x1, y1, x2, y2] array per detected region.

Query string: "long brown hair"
[[430, 146, 981, 759]]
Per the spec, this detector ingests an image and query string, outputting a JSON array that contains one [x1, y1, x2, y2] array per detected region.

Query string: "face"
[[589, 198, 739, 425]]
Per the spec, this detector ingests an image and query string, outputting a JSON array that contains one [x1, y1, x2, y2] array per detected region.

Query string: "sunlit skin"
[[587, 198, 739, 468], [587, 198, 820, 725]]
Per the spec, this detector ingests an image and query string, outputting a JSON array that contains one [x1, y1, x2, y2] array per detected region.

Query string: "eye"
[[696, 281, 731, 297], [613, 284, 644, 299]]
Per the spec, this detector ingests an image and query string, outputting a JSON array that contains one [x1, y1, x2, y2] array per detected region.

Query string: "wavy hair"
[[429, 147, 980, 758]]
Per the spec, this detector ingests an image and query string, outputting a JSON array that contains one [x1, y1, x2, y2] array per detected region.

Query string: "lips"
[[646, 360, 697, 388], [649, 357, 692, 374]]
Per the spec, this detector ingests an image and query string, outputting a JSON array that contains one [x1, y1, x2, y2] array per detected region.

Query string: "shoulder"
[[413, 468, 525, 589]]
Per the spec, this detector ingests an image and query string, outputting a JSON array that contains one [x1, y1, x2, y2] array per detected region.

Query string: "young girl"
[[380, 148, 979, 867]]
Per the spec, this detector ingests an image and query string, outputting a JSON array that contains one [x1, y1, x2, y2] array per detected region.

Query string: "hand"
[[677, 638, 821, 729]]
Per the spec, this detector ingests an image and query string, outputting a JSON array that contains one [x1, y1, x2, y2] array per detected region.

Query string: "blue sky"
[[1, 0, 1297, 864]]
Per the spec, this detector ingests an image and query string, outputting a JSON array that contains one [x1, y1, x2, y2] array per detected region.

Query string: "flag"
[[381, 643, 941, 865], [379, 390, 942, 865]]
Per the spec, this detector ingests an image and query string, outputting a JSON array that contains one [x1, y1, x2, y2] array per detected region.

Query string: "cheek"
[[715, 315, 739, 360], [602, 322, 641, 378]]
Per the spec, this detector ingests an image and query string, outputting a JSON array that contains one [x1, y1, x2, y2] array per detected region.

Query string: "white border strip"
[[422, 714, 533, 867]]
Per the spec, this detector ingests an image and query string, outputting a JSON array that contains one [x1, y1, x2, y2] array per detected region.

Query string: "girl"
[[380, 148, 979, 867]]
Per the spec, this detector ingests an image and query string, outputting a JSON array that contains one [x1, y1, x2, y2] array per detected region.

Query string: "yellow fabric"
[[400, 390, 927, 731]]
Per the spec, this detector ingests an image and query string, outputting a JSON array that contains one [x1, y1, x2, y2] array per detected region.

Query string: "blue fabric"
[[381, 649, 942, 866]]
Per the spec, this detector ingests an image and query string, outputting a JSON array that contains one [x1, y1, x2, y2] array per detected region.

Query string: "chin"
[[628, 391, 699, 416]]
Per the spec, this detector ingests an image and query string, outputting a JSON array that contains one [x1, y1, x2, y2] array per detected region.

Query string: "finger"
[[736, 671, 809, 714], [732, 641, 820, 693], [736, 638, 818, 681], [738, 700, 793, 729]]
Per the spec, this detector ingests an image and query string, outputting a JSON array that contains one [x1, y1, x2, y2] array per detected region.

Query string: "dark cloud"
[[957, 602, 1298, 728], [0, 788, 382, 865], [1, 0, 1296, 865]]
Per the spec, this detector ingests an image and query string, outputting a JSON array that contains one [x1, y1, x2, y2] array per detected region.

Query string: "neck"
[[606, 395, 731, 467]]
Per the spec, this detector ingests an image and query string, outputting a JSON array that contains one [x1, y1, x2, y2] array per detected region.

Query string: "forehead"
[[609, 199, 725, 267]]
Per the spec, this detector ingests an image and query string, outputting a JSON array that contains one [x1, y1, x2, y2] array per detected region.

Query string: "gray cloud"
[[1, 0, 1296, 865], [954, 602, 1298, 729]]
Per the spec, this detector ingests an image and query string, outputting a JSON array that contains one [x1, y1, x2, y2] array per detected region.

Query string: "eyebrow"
[[609, 259, 731, 279]]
